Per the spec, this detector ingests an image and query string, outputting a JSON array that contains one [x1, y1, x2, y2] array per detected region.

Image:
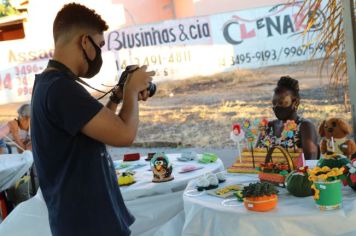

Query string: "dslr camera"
[[118, 65, 156, 97]]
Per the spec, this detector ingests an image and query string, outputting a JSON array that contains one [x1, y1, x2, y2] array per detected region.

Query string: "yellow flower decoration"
[[309, 175, 318, 182], [311, 184, 320, 200], [318, 174, 328, 181], [308, 166, 345, 183], [326, 171, 336, 178]]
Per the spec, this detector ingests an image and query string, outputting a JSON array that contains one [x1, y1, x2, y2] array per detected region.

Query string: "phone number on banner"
[[0, 63, 45, 96], [221, 42, 328, 66]]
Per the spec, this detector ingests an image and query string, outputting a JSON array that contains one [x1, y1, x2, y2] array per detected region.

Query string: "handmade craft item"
[[230, 123, 245, 163], [179, 165, 203, 173], [308, 166, 345, 210], [228, 119, 261, 173], [123, 153, 140, 162], [242, 182, 279, 212], [198, 153, 218, 163], [319, 118, 356, 158], [285, 166, 313, 197], [118, 171, 135, 186], [258, 145, 295, 187], [150, 153, 174, 183], [177, 152, 197, 162], [207, 184, 243, 198], [145, 152, 156, 161]]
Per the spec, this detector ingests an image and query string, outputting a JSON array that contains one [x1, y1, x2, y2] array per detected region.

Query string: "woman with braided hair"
[[257, 76, 320, 160]]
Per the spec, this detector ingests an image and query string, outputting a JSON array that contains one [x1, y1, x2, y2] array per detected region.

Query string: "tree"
[[296, 0, 354, 107], [0, 0, 19, 17]]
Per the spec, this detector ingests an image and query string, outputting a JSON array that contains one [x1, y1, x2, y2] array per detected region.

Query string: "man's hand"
[[112, 85, 149, 101], [138, 90, 149, 101], [125, 65, 155, 95]]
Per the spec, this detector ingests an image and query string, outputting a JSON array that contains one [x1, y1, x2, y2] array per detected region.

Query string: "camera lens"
[[148, 82, 156, 97]]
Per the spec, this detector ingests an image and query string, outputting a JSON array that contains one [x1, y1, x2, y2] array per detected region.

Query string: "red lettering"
[[3, 73, 12, 89], [240, 24, 256, 40], [293, 10, 308, 31]]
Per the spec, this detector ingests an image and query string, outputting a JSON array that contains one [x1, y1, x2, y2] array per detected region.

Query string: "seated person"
[[0, 104, 31, 153], [256, 76, 319, 160]]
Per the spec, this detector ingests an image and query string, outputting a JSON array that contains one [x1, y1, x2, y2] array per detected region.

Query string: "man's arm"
[[81, 66, 154, 147]]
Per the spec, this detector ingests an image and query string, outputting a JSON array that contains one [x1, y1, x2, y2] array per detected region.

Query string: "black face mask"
[[82, 36, 103, 78], [273, 105, 295, 121]]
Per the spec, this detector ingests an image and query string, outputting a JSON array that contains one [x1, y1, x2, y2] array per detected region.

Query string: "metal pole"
[[341, 0, 356, 139]]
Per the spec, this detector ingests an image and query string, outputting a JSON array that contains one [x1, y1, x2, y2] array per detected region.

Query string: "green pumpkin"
[[285, 171, 313, 197]]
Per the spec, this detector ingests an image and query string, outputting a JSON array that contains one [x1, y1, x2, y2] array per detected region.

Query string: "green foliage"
[[242, 182, 279, 198], [0, 0, 19, 17]]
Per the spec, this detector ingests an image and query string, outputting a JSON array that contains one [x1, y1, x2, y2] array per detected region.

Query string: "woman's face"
[[272, 90, 299, 121], [272, 90, 295, 108]]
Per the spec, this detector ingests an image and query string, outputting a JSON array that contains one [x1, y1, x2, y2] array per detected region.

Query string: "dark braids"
[[274, 76, 300, 99]]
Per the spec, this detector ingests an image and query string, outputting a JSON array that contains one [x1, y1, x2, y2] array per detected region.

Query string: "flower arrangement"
[[307, 166, 344, 210]]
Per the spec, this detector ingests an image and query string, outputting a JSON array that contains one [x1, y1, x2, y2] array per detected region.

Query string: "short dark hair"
[[53, 3, 109, 43], [274, 76, 300, 99]]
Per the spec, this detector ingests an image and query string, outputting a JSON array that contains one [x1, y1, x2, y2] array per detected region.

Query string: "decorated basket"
[[258, 146, 295, 187]]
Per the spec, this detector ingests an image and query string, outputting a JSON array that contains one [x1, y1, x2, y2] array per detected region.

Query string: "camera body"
[[118, 65, 156, 97]]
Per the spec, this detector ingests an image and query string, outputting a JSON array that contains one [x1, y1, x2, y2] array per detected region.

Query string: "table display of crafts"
[[185, 116, 356, 213]]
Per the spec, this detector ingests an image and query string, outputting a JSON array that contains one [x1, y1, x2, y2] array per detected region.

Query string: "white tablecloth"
[[119, 153, 224, 201], [182, 173, 356, 236], [0, 153, 224, 236], [0, 151, 33, 192]]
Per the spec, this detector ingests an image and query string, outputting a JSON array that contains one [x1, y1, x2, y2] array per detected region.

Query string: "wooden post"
[[341, 0, 356, 139]]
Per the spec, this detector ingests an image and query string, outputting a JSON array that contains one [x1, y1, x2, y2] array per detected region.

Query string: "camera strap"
[[46, 59, 107, 95]]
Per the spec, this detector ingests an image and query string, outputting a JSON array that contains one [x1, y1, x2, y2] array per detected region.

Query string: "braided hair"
[[274, 76, 300, 99]]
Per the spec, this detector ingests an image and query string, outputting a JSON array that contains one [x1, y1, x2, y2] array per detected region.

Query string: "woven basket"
[[259, 146, 295, 187]]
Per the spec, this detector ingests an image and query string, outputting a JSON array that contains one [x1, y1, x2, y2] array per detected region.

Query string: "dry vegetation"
[[0, 60, 351, 148]]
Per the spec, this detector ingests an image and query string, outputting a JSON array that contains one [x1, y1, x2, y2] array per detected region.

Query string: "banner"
[[106, 1, 327, 81], [210, 1, 327, 68]]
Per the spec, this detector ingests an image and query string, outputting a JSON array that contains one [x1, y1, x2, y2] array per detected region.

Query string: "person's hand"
[[138, 90, 149, 101], [113, 84, 149, 102], [125, 65, 155, 94]]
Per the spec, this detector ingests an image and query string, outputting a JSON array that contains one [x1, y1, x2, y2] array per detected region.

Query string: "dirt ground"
[[0, 60, 351, 148]]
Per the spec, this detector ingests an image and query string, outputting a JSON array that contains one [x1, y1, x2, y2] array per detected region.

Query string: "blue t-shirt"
[[31, 70, 134, 236]]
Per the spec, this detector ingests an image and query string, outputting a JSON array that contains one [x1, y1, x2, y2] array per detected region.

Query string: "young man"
[[31, 3, 154, 236]]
